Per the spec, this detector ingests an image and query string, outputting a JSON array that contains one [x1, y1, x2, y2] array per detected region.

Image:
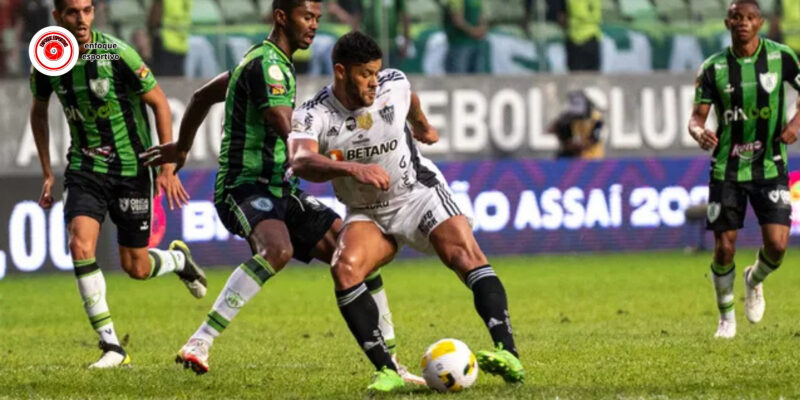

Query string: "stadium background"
[[2, 0, 800, 279]]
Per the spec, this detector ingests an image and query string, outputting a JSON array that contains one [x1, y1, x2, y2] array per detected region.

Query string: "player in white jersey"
[[288, 31, 525, 392]]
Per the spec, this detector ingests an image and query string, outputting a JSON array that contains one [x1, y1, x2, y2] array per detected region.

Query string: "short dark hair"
[[730, 0, 761, 10], [272, 0, 321, 14], [332, 31, 383, 67], [53, 0, 94, 12]]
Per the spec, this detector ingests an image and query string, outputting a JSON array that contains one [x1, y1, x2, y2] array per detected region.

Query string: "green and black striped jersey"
[[30, 30, 158, 177], [215, 40, 298, 202], [695, 39, 800, 182]]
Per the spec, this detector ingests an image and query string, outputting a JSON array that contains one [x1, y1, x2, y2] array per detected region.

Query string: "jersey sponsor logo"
[[707, 202, 721, 223], [268, 65, 284, 81], [379, 105, 395, 124], [28, 26, 79, 76], [119, 197, 149, 214], [345, 139, 398, 160], [64, 101, 119, 122], [250, 197, 274, 212], [357, 113, 373, 130], [768, 189, 791, 205], [759, 72, 778, 93], [418, 209, 438, 236], [268, 84, 286, 96], [81, 145, 116, 162], [355, 201, 390, 210], [345, 116, 357, 131], [89, 78, 110, 99], [352, 134, 370, 145], [722, 106, 774, 124], [730, 141, 763, 160]]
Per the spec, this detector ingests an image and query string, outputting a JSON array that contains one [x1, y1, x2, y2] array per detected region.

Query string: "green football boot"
[[367, 366, 405, 392], [476, 344, 525, 383]]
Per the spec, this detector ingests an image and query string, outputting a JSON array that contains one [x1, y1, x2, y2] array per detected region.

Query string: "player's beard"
[[345, 77, 372, 108]]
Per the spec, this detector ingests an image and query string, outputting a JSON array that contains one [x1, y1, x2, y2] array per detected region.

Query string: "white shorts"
[[344, 182, 468, 254]]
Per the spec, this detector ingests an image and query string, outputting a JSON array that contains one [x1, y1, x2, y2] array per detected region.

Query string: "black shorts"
[[64, 169, 155, 248], [706, 177, 791, 232], [215, 185, 340, 263]]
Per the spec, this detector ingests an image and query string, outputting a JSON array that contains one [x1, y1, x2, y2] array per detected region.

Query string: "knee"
[[257, 243, 293, 271], [764, 238, 787, 257], [332, 254, 366, 290], [69, 237, 94, 261], [714, 239, 736, 265], [442, 245, 487, 273], [122, 254, 151, 280]]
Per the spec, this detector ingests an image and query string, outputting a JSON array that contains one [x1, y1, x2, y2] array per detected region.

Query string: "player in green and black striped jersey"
[[29, 0, 206, 369], [689, 0, 800, 339], [141, 1, 420, 385]]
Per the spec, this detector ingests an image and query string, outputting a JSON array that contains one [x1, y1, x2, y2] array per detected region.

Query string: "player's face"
[[286, 1, 321, 50], [344, 59, 382, 108], [725, 3, 762, 44], [53, 0, 95, 44]]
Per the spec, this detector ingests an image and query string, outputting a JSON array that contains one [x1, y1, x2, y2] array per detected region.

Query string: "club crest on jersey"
[[759, 72, 778, 93], [707, 202, 721, 223], [379, 105, 394, 124], [357, 113, 373, 130], [250, 197, 274, 212], [345, 117, 357, 131], [136, 64, 150, 80], [89, 78, 109, 98]]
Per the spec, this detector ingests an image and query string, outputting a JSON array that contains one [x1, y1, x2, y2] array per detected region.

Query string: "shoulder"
[[764, 39, 799, 61], [696, 51, 726, 78], [378, 68, 408, 85], [299, 87, 333, 112], [96, 31, 136, 55]]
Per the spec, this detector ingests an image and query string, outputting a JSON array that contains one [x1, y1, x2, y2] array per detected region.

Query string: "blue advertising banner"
[[3, 156, 800, 279]]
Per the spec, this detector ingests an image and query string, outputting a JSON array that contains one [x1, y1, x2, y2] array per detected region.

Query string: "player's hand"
[[39, 176, 55, 209], [691, 126, 718, 151], [156, 164, 190, 210], [351, 164, 390, 191], [780, 123, 799, 144], [140, 142, 188, 172], [412, 123, 439, 145]]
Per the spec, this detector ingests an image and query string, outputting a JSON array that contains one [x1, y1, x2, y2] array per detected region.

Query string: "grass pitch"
[[1, 250, 800, 399]]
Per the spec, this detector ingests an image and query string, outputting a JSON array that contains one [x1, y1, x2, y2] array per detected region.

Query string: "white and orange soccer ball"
[[420, 338, 479, 392]]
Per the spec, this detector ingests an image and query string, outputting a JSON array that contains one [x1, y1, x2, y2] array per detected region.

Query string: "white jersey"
[[289, 69, 442, 210]]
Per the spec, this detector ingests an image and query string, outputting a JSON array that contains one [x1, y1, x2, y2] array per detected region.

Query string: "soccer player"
[[29, 0, 206, 368], [689, 0, 800, 338], [140, 0, 421, 383], [287, 31, 525, 392]]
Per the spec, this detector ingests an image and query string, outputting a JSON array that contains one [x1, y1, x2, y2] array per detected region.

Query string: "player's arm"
[[288, 138, 389, 190], [140, 85, 190, 209], [142, 71, 231, 169], [780, 49, 800, 144], [30, 98, 55, 209], [407, 91, 438, 144], [689, 65, 718, 151]]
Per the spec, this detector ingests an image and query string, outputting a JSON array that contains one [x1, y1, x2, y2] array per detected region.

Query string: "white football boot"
[[714, 318, 737, 339], [89, 341, 131, 369], [392, 354, 425, 385], [743, 266, 766, 323], [176, 337, 211, 375]]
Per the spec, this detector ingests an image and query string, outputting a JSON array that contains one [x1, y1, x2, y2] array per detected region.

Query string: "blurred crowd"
[[1, 0, 799, 78]]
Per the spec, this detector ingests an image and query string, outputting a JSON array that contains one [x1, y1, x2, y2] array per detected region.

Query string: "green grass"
[[2, 250, 800, 399]]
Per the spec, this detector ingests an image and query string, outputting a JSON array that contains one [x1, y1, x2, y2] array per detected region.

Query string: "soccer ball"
[[420, 338, 479, 392]]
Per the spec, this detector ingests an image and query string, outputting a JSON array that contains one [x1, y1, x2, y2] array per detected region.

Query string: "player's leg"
[[743, 178, 792, 323], [428, 215, 524, 383], [331, 221, 404, 391], [110, 171, 206, 297], [706, 179, 746, 338], [62, 171, 130, 368], [296, 194, 422, 384], [178, 190, 293, 374], [711, 230, 738, 337]]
